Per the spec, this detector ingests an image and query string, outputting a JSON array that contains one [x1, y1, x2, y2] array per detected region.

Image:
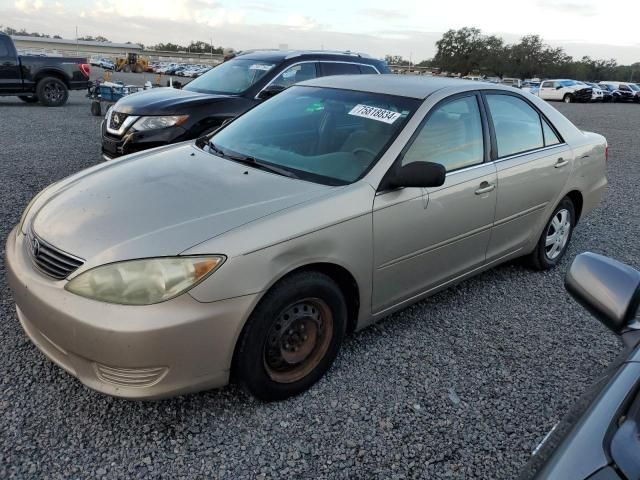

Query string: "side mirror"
[[565, 252, 640, 334], [555, 85, 562, 90], [385, 161, 446, 190], [257, 84, 286, 100]]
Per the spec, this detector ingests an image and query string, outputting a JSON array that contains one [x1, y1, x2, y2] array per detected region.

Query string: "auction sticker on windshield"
[[249, 64, 274, 71], [348, 104, 402, 124]]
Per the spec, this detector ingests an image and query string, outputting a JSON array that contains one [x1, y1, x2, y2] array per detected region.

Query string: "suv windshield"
[[206, 86, 419, 185], [184, 58, 276, 94]]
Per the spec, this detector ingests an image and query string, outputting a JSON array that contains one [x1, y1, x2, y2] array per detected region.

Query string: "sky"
[[1, 0, 640, 64]]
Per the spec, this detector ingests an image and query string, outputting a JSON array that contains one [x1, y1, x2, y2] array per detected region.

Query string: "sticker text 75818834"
[[348, 104, 402, 124]]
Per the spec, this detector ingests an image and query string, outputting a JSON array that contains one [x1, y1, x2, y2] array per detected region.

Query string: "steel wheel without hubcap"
[[545, 208, 571, 260], [263, 298, 333, 384]]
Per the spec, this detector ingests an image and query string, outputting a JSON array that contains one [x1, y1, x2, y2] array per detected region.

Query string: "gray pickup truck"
[[0, 32, 90, 106]]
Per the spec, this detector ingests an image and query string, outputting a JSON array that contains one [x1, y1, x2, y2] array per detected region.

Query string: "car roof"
[[297, 74, 514, 99], [234, 50, 380, 63]]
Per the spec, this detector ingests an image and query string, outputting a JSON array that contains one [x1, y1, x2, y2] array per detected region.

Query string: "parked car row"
[[536, 79, 640, 103], [463, 75, 640, 103], [149, 62, 213, 77]]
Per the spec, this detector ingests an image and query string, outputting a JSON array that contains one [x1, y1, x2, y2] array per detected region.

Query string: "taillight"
[[79, 63, 90, 78], [605, 145, 609, 162]]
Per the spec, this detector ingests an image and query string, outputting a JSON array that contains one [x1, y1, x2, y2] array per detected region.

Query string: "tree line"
[[410, 27, 639, 82]]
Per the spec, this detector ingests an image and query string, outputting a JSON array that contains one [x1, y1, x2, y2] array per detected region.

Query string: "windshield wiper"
[[208, 142, 299, 179]]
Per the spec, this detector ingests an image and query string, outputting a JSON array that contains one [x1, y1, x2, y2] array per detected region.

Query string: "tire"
[[527, 197, 575, 270], [36, 77, 69, 107], [563, 94, 573, 103], [122, 64, 131, 73], [234, 271, 347, 401], [90, 100, 102, 116], [18, 95, 39, 103], [133, 64, 143, 74]]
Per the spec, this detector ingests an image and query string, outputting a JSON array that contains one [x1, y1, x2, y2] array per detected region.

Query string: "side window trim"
[[480, 90, 566, 160], [395, 91, 488, 172], [255, 60, 380, 100]]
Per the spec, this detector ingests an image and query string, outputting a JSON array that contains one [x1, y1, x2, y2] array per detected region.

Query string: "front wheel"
[[36, 77, 69, 107], [234, 271, 347, 401], [527, 197, 575, 270]]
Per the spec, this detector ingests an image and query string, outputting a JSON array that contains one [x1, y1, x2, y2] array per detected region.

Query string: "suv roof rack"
[[284, 50, 371, 59]]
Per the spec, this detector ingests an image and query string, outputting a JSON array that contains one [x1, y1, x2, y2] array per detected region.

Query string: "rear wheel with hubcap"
[[527, 197, 575, 270], [563, 94, 573, 103], [234, 271, 347, 401]]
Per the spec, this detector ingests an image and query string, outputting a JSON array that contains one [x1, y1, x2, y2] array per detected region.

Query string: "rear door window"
[[542, 119, 561, 146], [320, 62, 361, 76], [359, 65, 378, 74], [486, 94, 544, 157]]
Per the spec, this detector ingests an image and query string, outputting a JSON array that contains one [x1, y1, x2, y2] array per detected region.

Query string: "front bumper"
[[101, 121, 188, 159], [5, 227, 258, 399]]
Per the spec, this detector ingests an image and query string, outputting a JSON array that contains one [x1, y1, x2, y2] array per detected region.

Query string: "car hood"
[[113, 87, 234, 115], [31, 144, 332, 270]]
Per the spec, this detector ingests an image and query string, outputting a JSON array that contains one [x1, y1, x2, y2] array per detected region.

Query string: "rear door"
[[0, 35, 22, 92], [482, 92, 572, 261], [538, 81, 555, 100]]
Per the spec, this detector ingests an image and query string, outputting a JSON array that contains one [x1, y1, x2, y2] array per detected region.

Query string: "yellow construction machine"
[[114, 53, 149, 73]]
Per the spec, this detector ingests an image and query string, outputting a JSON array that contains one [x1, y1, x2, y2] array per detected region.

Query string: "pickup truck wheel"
[[234, 271, 347, 401], [18, 96, 39, 103], [527, 197, 575, 270], [563, 94, 573, 103], [36, 77, 69, 107]]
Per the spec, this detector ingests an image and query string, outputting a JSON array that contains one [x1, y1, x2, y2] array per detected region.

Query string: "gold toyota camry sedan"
[[6, 76, 608, 401]]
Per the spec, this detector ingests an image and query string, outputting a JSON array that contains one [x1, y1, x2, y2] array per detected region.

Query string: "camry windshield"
[[206, 86, 419, 185], [183, 58, 275, 94]]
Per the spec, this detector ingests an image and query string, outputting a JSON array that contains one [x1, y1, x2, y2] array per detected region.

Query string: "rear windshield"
[[184, 58, 276, 95], [206, 86, 419, 185]]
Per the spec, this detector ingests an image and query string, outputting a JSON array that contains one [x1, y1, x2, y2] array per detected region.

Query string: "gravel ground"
[[0, 93, 638, 479]]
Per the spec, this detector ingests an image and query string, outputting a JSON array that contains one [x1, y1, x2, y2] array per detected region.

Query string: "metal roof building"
[[11, 36, 143, 57]]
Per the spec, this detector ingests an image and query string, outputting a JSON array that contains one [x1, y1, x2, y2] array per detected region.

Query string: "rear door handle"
[[555, 158, 569, 168], [475, 181, 496, 195]]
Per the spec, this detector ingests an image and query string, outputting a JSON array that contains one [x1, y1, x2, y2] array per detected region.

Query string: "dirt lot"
[[0, 93, 638, 479]]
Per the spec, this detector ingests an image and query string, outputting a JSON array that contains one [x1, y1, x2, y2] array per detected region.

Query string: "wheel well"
[[35, 71, 69, 88], [286, 263, 361, 334], [565, 190, 583, 222]]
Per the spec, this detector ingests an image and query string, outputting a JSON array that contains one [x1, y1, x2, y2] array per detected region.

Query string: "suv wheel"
[[36, 77, 69, 107], [234, 271, 347, 401]]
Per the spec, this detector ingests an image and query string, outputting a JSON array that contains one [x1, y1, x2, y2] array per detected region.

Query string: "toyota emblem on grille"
[[31, 236, 40, 257]]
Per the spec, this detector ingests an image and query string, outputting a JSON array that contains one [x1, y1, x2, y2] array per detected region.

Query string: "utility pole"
[[75, 26, 78, 54]]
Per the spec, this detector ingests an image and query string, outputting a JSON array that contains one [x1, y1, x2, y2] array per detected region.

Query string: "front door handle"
[[555, 157, 569, 168], [475, 181, 496, 195]]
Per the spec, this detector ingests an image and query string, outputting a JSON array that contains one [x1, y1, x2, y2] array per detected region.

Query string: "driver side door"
[[372, 93, 498, 313]]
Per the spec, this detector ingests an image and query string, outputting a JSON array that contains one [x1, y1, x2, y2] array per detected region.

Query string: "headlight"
[[65, 256, 224, 305], [19, 182, 58, 234], [132, 115, 189, 131]]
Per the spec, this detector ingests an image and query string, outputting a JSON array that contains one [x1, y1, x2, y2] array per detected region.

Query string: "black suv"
[[101, 50, 390, 159]]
